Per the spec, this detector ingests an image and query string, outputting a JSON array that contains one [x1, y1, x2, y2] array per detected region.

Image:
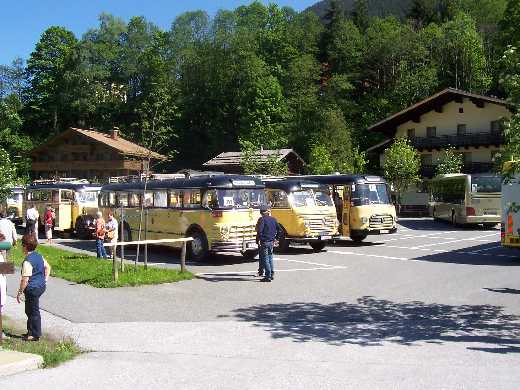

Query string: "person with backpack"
[[256, 205, 280, 283]]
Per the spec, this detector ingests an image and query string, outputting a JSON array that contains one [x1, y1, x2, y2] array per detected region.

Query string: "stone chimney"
[[110, 127, 120, 139]]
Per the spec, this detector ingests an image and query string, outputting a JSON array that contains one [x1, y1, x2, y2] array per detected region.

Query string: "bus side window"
[[204, 190, 219, 209], [128, 193, 141, 208], [169, 190, 182, 208], [117, 193, 129, 207], [143, 192, 153, 208], [183, 190, 201, 209], [40, 191, 50, 202], [52, 190, 59, 203], [61, 190, 74, 202], [109, 192, 117, 207], [154, 191, 168, 208]]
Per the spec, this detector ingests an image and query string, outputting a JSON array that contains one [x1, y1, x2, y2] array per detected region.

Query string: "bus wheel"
[[350, 232, 367, 243], [310, 242, 326, 252], [188, 229, 209, 261], [276, 226, 290, 253], [75, 219, 91, 240], [483, 223, 496, 229], [242, 250, 258, 260]]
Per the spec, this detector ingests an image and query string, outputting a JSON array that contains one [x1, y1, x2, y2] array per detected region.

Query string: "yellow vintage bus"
[[1, 186, 24, 224], [263, 179, 338, 252], [300, 175, 397, 242], [23, 183, 102, 236], [501, 162, 520, 248], [98, 175, 266, 260], [430, 173, 501, 227]]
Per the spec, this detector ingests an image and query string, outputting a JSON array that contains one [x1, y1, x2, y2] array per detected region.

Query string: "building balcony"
[[409, 131, 504, 150], [421, 162, 495, 178]]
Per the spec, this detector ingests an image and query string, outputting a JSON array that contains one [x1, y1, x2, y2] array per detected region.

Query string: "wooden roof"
[[368, 88, 511, 136], [31, 127, 167, 160], [203, 149, 305, 167]]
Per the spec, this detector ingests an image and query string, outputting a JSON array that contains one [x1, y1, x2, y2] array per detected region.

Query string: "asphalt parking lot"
[[5, 218, 520, 389]]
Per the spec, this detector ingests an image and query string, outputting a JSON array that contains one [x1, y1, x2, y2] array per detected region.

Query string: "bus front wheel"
[[310, 242, 326, 252], [276, 226, 290, 253], [242, 250, 258, 260], [350, 232, 367, 243], [188, 229, 209, 261], [75, 218, 92, 240]]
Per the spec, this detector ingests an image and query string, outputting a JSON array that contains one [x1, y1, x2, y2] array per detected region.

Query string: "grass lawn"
[[9, 243, 194, 288], [2, 320, 81, 368]]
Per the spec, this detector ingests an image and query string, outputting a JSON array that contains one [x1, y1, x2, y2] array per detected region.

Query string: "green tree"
[[351, 0, 370, 32], [308, 144, 336, 174], [0, 147, 17, 201], [499, 0, 520, 47], [436, 147, 463, 175], [383, 138, 421, 208], [24, 26, 78, 133]]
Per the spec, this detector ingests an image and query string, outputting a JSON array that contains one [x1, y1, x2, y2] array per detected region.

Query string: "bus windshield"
[[471, 175, 501, 193], [208, 189, 266, 209], [7, 193, 23, 204], [291, 190, 316, 207], [352, 183, 391, 206], [76, 191, 98, 204], [314, 188, 334, 207]]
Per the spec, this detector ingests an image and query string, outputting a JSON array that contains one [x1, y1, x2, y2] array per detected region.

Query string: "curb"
[[0, 350, 43, 377]]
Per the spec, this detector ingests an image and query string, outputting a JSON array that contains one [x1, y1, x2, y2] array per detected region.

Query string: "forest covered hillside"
[[307, 0, 413, 19]]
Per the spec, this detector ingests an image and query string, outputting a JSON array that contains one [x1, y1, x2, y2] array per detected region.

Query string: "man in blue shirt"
[[256, 205, 280, 282]]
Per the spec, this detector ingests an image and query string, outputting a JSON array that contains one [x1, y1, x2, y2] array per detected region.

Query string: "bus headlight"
[[361, 217, 369, 224], [219, 225, 231, 240]]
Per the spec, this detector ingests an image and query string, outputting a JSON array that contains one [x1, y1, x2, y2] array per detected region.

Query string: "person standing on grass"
[[256, 205, 280, 283], [94, 211, 107, 259], [0, 212, 17, 260], [16, 233, 51, 342], [44, 206, 55, 245], [105, 211, 118, 258]]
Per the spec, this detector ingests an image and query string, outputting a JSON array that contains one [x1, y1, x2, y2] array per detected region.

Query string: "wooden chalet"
[[30, 127, 166, 182], [203, 149, 305, 175]]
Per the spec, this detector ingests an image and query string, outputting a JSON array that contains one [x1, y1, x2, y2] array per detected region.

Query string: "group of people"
[[25, 204, 55, 245], [93, 211, 118, 259]]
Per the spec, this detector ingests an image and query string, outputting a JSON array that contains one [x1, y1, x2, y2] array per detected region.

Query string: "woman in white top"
[[105, 211, 118, 258]]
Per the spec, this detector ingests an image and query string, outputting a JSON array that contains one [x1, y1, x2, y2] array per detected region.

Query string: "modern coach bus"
[[23, 183, 101, 235], [297, 175, 397, 242], [430, 173, 501, 227], [263, 179, 338, 252], [501, 162, 520, 248], [98, 175, 266, 260]]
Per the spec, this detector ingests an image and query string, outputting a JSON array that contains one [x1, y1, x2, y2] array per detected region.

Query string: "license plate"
[[320, 235, 332, 240], [484, 211, 497, 216], [247, 242, 258, 249], [380, 229, 389, 234]]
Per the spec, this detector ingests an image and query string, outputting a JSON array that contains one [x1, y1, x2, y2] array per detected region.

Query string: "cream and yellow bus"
[[501, 162, 520, 248], [23, 183, 101, 236], [1, 186, 24, 224], [98, 175, 266, 260], [300, 175, 397, 242], [263, 179, 338, 252], [430, 173, 501, 227]]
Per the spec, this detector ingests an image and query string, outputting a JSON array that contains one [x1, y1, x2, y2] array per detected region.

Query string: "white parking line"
[[382, 231, 459, 243], [275, 257, 338, 268], [412, 233, 498, 248], [467, 245, 502, 253], [329, 250, 410, 261]]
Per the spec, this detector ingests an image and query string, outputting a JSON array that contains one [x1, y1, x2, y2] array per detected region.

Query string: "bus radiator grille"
[[369, 215, 394, 229]]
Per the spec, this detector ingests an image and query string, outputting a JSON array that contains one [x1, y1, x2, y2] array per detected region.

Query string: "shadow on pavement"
[[483, 288, 520, 295], [398, 218, 498, 232], [411, 242, 518, 266], [330, 241, 385, 248], [225, 296, 520, 353]]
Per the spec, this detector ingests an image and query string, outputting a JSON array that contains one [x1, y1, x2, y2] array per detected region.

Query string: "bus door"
[[59, 190, 74, 230], [342, 185, 351, 237]]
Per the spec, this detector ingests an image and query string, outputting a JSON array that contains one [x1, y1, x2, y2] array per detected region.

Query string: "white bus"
[[430, 173, 501, 227], [501, 162, 520, 248]]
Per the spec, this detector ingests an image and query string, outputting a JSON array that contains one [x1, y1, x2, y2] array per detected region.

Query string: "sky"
[[0, 0, 317, 66]]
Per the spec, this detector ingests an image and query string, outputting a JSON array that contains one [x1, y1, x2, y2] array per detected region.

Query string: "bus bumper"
[[211, 240, 258, 253], [287, 235, 333, 244], [354, 227, 398, 235], [466, 216, 500, 224]]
